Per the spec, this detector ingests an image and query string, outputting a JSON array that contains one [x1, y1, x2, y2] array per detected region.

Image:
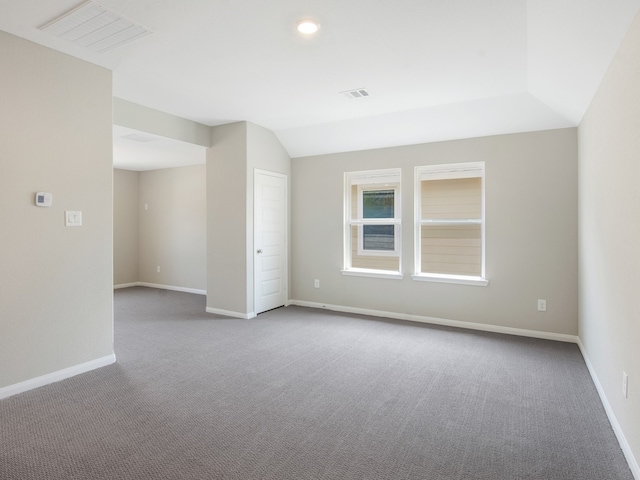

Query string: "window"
[[413, 162, 487, 286], [343, 169, 402, 279], [359, 189, 397, 254]]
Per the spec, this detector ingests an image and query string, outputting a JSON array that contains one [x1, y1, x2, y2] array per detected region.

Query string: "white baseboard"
[[205, 307, 256, 319], [290, 300, 578, 343], [114, 282, 206, 296], [138, 282, 206, 295], [0, 353, 116, 400], [577, 339, 640, 480], [114, 282, 139, 290]]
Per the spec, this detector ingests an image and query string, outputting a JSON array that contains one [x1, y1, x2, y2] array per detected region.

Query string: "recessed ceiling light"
[[297, 20, 320, 35]]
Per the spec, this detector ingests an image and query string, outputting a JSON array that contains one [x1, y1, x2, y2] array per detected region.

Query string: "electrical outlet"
[[537, 299, 547, 312], [156, 266, 161, 273], [623, 372, 628, 398], [314, 279, 320, 288]]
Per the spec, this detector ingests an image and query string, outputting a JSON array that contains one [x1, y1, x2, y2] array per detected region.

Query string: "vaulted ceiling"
[[1, 0, 639, 165]]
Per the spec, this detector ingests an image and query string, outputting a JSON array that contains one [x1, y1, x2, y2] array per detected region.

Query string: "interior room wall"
[[291, 128, 578, 337], [138, 165, 207, 292], [246, 122, 292, 313], [113, 169, 140, 286], [0, 31, 114, 390], [206, 122, 291, 318], [578, 10, 640, 474], [113, 98, 210, 147], [207, 122, 248, 315]]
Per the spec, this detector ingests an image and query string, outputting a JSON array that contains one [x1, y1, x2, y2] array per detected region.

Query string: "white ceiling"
[[1, 0, 639, 167]]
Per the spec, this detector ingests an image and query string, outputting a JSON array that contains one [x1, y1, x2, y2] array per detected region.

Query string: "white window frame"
[[356, 185, 400, 257], [342, 169, 403, 279], [412, 161, 488, 286]]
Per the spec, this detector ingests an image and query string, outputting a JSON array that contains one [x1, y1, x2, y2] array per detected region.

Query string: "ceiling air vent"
[[39, 1, 151, 54], [341, 88, 370, 99]]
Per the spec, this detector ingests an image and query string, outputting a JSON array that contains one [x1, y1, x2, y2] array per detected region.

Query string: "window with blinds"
[[413, 162, 487, 285], [342, 169, 402, 279]]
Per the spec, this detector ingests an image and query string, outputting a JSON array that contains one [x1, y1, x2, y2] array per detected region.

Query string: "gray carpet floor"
[[0, 286, 634, 479]]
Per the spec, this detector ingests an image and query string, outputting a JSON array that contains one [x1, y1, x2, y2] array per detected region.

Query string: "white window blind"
[[414, 162, 486, 284]]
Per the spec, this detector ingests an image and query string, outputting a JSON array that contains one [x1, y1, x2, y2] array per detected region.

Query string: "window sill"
[[341, 269, 404, 280], [411, 274, 489, 286]]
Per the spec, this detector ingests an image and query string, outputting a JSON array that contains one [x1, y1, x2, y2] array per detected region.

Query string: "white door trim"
[[254, 169, 288, 315]]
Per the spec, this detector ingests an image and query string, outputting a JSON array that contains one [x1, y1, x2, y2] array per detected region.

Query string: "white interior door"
[[254, 170, 287, 314]]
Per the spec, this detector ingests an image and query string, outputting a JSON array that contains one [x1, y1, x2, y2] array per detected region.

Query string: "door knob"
[[257, 249, 263, 254]]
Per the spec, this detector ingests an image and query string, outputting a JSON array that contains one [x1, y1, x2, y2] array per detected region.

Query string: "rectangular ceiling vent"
[[39, 1, 152, 54], [341, 88, 370, 99]]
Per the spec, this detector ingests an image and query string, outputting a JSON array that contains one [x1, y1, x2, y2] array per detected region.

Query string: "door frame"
[[253, 169, 288, 315]]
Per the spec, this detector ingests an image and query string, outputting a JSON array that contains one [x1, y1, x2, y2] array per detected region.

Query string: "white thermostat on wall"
[[35, 192, 53, 207]]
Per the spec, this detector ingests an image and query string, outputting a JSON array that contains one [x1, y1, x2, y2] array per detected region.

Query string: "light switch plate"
[[65, 211, 82, 227]]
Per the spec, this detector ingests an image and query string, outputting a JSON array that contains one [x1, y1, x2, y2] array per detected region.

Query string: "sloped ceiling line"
[[0, 0, 638, 163]]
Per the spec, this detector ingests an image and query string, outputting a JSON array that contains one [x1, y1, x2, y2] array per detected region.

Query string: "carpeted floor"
[[0, 286, 634, 479]]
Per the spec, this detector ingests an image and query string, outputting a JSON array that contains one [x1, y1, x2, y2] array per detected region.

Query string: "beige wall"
[[138, 165, 207, 291], [206, 122, 291, 317], [0, 32, 114, 388], [113, 98, 210, 147], [207, 122, 248, 314], [292, 128, 578, 336], [114, 169, 140, 285], [246, 122, 292, 313], [578, 10, 640, 472]]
